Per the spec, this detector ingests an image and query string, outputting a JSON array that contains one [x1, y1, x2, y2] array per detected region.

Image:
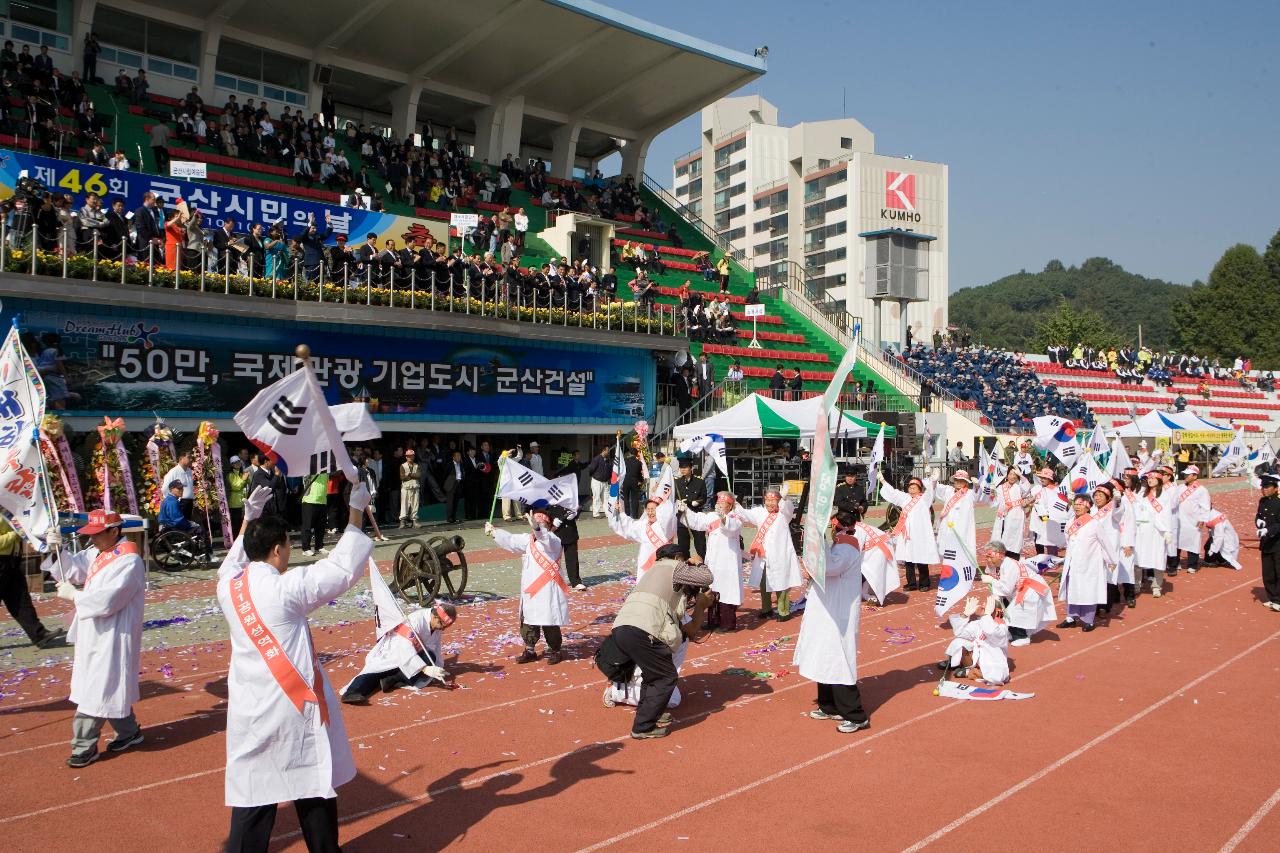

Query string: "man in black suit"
[[210, 216, 239, 273], [833, 468, 868, 516], [442, 449, 467, 523], [620, 447, 643, 519], [100, 197, 130, 260], [768, 364, 786, 400], [133, 192, 164, 264], [31, 45, 53, 84], [695, 353, 715, 408], [673, 366, 693, 421]]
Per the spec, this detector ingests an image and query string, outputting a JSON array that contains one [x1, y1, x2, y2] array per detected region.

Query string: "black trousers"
[[229, 507, 244, 538], [520, 620, 562, 651], [904, 562, 931, 589], [227, 796, 339, 853], [676, 523, 706, 560], [445, 485, 464, 522], [563, 542, 581, 586], [0, 554, 50, 643], [621, 485, 641, 519], [179, 497, 194, 520], [816, 682, 868, 724], [300, 503, 326, 552], [612, 625, 677, 733], [1263, 551, 1280, 604], [1180, 550, 1200, 570]]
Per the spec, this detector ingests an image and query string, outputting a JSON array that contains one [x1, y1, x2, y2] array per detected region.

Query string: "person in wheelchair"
[[158, 481, 211, 561]]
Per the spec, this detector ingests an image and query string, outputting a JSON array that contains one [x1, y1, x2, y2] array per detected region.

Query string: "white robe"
[[684, 509, 744, 606], [492, 527, 569, 626], [880, 479, 939, 565], [607, 623, 689, 707], [1060, 514, 1116, 606], [216, 525, 374, 808], [933, 483, 978, 564], [606, 503, 676, 578], [1173, 482, 1210, 553], [1030, 485, 1068, 548], [1012, 451, 1036, 477], [1203, 510, 1242, 569], [738, 500, 803, 591], [1114, 494, 1139, 584], [1165, 483, 1182, 558], [945, 614, 1010, 684], [990, 480, 1031, 554], [43, 543, 146, 720], [793, 540, 863, 685], [855, 521, 899, 605], [990, 556, 1057, 632], [341, 608, 444, 693], [1133, 491, 1173, 570]]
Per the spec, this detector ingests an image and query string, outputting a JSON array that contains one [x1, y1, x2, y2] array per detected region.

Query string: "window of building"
[[713, 136, 745, 167], [753, 189, 787, 211], [689, 159, 702, 177], [840, 137, 852, 150], [687, 178, 702, 197], [675, 163, 689, 178], [753, 212, 787, 234], [865, 234, 931, 300], [675, 183, 689, 198], [218, 38, 308, 93], [726, 204, 745, 220], [804, 169, 847, 200], [6, 0, 60, 31], [724, 227, 746, 242], [93, 8, 200, 66]]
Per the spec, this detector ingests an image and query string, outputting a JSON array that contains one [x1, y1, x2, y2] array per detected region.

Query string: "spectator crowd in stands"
[[1046, 343, 1275, 392], [900, 344, 1095, 431]]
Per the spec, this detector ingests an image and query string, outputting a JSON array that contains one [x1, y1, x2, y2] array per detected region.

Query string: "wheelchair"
[[151, 524, 213, 571]]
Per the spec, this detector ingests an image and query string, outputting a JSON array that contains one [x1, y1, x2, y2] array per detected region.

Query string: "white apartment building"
[[672, 95, 948, 349]]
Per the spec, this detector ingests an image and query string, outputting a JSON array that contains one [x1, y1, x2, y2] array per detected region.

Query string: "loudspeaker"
[[313, 64, 333, 85]]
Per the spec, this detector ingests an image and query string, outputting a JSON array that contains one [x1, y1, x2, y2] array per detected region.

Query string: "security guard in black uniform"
[[833, 467, 868, 516], [674, 456, 707, 559], [1257, 473, 1280, 611]]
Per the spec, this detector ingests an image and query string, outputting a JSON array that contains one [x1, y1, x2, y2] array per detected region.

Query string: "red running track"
[[0, 485, 1277, 851]]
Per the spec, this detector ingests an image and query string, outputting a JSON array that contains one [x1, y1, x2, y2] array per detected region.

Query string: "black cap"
[[1261, 474, 1280, 489]]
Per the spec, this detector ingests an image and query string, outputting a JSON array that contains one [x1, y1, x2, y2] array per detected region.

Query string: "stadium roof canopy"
[[116, 0, 766, 174]]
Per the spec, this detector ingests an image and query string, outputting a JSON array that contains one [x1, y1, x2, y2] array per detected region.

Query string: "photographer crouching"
[[596, 544, 713, 739]]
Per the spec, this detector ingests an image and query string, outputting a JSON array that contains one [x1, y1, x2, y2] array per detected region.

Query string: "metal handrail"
[[640, 173, 750, 268], [713, 124, 749, 146], [650, 373, 742, 450]]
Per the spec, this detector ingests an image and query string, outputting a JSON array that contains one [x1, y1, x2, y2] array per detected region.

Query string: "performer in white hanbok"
[[1202, 507, 1242, 570], [1030, 468, 1068, 555], [1173, 465, 1211, 573], [990, 468, 1032, 557], [878, 472, 938, 591], [856, 517, 900, 606], [1158, 464, 1181, 575], [933, 469, 978, 565], [1012, 439, 1037, 478], [941, 594, 1011, 684], [794, 510, 871, 733], [1135, 440, 1152, 474], [1091, 482, 1124, 620], [340, 601, 456, 703], [682, 492, 744, 631], [1110, 475, 1140, 609], [737, 489, 803, 620], [487, 507, 569, 663], [607, 494, 677, 578], [215, 484, 374, 851], [1058, 493, 1117, 631], [1134, 470, 1174, 598], [43, 510, 147, 769], [980, 542, 1056, 646], [605, 609, 694, 709]]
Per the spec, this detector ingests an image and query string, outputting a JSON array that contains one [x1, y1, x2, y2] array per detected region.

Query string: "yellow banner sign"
[[1171, 430, 1235, 445]]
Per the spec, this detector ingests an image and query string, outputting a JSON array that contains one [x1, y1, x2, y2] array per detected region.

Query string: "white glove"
[[1163, 533, 1173, 545], [348, 482, 372, 513], [45, 530, 63, 550], [929, 467, 939, 481], [56, 581, 78, 601], [484, 522, 495, 537], [244, 486, 274, 522], [421, 664, 448, 682], [963, 596, 980, 617], [676, 500, 687, 513]]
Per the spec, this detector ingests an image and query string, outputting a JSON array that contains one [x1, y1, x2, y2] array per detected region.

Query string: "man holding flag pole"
[[221, 343, 377, 852]]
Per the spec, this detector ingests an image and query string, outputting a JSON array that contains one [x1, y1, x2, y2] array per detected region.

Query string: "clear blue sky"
[[602, 0, 1280, 292]]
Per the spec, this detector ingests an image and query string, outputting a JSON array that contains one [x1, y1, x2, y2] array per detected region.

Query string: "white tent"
[[1113, 409, 1231, 439], [672, 393, 895, 441]]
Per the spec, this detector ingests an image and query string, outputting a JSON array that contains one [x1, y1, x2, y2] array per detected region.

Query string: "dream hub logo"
[[63, 319, 160, 349]]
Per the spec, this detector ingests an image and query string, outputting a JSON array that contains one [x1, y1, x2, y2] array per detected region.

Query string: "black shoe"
[[758, 610, 774, 619], [379, 674, 405, 693], [66, 749, 99, 768], [341, 692, 369, 705], [106, 731, 144, 753], [1056, 619, 1077, 629], [35, 628, 67, 649], [714, 627, 733, 634], [1126, 597, 1137, 609], [919, 583, 931, 591], [1081, 622, 1097, 633], [516, 648, 539, 664], [904, 583, 919, 592], [776, 612, 795, 622]]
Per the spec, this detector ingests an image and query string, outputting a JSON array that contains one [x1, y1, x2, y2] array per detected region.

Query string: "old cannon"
[[390, 534, 469, 604]]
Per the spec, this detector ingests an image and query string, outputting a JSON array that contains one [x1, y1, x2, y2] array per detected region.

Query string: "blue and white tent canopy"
[[1113, 410, 1231, 438]]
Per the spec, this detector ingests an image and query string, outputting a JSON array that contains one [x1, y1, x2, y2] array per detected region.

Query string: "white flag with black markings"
[[497, 456, 578, 514], [234, 366, 356, 480]]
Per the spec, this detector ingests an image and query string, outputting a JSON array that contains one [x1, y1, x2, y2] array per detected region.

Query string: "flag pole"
[[487, 450, 509, 524], [9, 317, 62, 573]]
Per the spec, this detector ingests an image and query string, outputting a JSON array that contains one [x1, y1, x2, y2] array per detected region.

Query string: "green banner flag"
[[800, 324, 861, 590]]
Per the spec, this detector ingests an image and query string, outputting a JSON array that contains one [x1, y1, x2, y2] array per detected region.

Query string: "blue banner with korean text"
[[2, 297, 653, 426]]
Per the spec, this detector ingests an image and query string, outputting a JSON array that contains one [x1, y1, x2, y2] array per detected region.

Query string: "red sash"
[[997, 485, 1020, 518], [748, 511, 779, 558], [1014, 562, 1051, 604], [639, 522, 669, 574], [939, 488, 967, 521], [523, 540, 569, 596], [1146, 494, 1163, 514], [1177, 483, 1200, 505], [832, 533, 860, 548], [1066, 514, 1094, 540], [856, 523, 894, 562], [1205, 512, 1226, 529], [392, 621, 425, 653], [706, 517, 722, 533], [229, 569, 329, 725], [893, 494, 923, 540], [84, 541, 140, 589]]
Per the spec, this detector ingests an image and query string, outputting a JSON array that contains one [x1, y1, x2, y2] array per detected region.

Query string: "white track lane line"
[[1219, 785, 1280, 853]]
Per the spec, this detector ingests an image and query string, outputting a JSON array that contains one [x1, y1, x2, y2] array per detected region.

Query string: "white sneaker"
[[1266, 601, 1280, 612], [574, 583, 587, 591], [319, 547, 331, 555], [1011, 637, 1031, 647], [302, 549, 315, 556], [1152, 588, 1163, 598]]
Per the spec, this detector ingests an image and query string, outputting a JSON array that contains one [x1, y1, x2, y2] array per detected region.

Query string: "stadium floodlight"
[[754, 46, 769, 58]]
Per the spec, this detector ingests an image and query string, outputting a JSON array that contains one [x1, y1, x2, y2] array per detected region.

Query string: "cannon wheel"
[[391, 539, 430, 604], [423, 535, 469, 600]]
